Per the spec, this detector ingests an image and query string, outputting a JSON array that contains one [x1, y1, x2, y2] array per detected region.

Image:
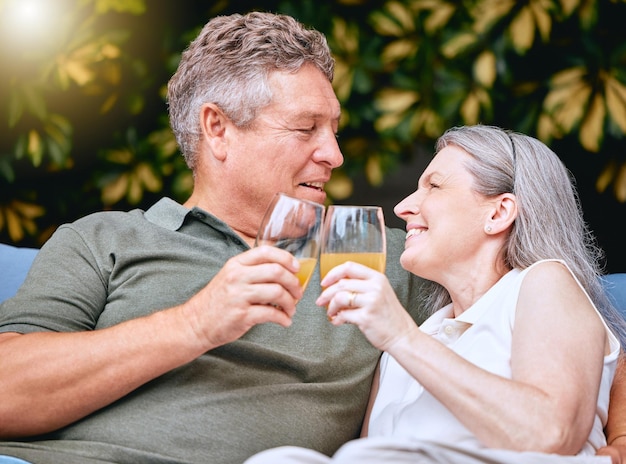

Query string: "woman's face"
[[393, 145, 496, 280]]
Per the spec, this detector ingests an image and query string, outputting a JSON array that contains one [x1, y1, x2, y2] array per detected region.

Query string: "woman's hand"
[[316, 261, 418, 352]]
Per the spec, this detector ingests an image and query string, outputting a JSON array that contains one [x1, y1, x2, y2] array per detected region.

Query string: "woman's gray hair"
[[421, 124, 626, 344], [167, 11, 335, 169]]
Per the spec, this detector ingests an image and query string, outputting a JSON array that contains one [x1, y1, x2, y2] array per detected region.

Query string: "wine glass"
[[320, 205, 386, 280], [255, 193, 325, 291]]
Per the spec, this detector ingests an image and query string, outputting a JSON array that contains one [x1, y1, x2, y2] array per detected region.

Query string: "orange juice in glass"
[[320, 205, 386, 280], [255, 193, 325, 292], [296, 257, 318, 289]]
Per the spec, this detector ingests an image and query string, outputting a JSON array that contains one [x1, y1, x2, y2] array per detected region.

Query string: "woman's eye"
[[430, 183, 440, 189]]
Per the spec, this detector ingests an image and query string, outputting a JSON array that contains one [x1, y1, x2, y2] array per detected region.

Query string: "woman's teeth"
[[406, 228, 425, 239]]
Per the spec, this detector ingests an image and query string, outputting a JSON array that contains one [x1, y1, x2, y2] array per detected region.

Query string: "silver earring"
[[485, 226, 492, 233]]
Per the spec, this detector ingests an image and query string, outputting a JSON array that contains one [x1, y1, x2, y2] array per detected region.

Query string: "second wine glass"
[[320, 205, 386, 280], [255, 193, 325, 291]]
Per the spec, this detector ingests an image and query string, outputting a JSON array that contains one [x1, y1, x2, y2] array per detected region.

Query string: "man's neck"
[[184, 193, 259, 248]]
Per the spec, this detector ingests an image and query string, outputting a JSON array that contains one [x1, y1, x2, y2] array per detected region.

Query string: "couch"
[[1, 243, 625, 315], [0, 243, 39, 302]]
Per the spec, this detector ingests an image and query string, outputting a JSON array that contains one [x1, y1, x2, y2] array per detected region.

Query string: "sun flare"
[[1, 0, 58, 49]]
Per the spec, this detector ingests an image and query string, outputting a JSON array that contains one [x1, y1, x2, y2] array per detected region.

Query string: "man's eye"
[[430, 183, 440, 189]]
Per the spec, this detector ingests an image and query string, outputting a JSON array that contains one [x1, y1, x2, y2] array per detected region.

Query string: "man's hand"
[[181, 245, 303, 349], [597, 444, 626, 463], [600, 356, 626, 464]]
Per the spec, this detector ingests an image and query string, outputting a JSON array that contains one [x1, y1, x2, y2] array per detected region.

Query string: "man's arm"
[[597, 354, 626, 463], [0, 308, 205, 438], [0, 246, 302, 439]]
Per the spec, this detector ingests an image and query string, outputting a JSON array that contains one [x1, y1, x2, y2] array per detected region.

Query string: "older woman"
[[246, 124, 623, 463]]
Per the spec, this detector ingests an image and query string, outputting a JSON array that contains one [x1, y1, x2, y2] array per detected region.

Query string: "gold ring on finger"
[[348, 291, 357, 308]]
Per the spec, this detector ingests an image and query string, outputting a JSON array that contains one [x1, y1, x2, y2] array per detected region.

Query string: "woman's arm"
[[322, 260, 608, 454], [386, 261, 607, 453]]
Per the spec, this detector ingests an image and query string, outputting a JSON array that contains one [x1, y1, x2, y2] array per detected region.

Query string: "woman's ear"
[[485, 193, 517, 234], [200, 103, 228, 161]]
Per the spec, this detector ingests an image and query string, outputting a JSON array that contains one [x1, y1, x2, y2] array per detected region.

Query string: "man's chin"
[[295, 187, 326, 204]]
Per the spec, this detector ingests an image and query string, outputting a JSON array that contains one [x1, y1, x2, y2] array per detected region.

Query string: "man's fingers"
[[239, 245, 300, 272], [251, 304, 294, 328]]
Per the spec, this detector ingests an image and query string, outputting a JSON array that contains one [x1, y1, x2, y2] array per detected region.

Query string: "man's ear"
[[200, 103, 228, 161], [485, 193, 517, 234]]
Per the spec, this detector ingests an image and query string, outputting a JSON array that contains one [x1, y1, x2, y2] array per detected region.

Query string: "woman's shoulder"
[[517, 259, 598, 326], [520, 259, 577, 289]]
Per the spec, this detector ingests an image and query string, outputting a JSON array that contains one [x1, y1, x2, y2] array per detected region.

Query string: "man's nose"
[[314, 134, 344, 168]]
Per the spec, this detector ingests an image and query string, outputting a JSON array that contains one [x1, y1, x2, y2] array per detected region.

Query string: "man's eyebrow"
[[296, 110, 340, 119]]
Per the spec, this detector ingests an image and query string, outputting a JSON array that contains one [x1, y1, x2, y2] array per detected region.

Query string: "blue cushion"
[[0, 243, 39, 303], [602, 273, 626, 319], [0, 457, 31, 463]]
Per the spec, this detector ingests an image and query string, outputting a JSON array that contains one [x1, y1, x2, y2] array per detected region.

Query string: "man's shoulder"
[[385, 226, 407, 262], [63, 198, 179, 236], [44, 200, 175, 258], [386, 226, 406, 242], [72, 208, 144, 226]]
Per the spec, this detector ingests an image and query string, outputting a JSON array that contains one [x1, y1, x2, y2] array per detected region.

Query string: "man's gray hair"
[[167, 11, 335, 169]]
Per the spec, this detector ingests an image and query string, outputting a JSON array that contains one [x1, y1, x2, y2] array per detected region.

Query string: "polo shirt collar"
[[420, 269, 519, 341], [143, 197, 244, 245], [144, 197, 190, 231]]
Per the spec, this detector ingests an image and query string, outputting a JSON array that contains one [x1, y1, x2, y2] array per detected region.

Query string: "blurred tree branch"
[[1, 0, 625, 251]]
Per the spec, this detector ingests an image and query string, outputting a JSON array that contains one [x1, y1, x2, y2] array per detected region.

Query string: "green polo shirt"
[[0, 197, 427, 464]]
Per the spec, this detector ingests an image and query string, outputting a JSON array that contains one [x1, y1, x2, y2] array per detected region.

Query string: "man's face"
[[225, 64, 344, 210]]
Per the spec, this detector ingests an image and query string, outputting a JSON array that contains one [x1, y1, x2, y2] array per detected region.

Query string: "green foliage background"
[[1, 0, 625, 271]]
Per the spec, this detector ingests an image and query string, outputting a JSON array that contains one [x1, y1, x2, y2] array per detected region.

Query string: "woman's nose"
[[394, 191, 420, 220]]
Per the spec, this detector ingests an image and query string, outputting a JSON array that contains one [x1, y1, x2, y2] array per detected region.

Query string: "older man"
[[0, 11, 425, 464]]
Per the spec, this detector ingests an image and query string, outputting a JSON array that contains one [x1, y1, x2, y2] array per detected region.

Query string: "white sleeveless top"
[[368, 260, 620, 455]]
